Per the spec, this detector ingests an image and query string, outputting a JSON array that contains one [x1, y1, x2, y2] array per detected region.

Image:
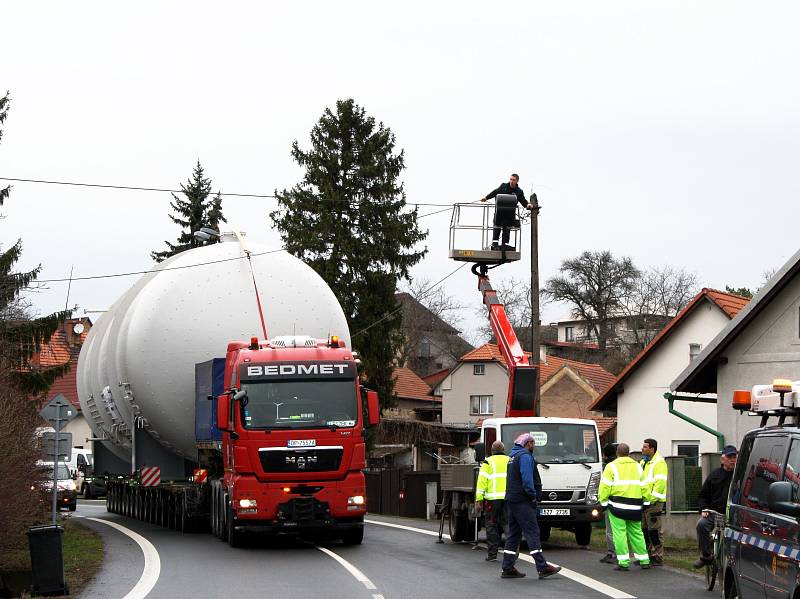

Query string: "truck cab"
[[214, 334, 379, 546], [480, 417, 603, 544]]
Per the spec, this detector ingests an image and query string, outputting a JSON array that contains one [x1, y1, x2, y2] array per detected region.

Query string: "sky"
[[2, 1, 799, 346]]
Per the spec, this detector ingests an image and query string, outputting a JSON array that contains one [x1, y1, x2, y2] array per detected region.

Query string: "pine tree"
[[270, 99, 427, 408], [0, 92, 71, 395], [151, 160, 227, 262]]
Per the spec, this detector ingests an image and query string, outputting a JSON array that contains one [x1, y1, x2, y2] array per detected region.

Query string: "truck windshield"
[[240, 380, 358, 430], [43, 463, 71, 480], [501, 423, 599, 464]]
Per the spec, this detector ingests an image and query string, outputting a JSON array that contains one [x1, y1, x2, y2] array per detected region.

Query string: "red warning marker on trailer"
[[141, 466, 161, 487], [193, 468, 208, 484]]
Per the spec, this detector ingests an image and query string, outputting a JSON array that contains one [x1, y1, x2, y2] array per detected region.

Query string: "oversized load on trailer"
[[77, 233, 380, 545]]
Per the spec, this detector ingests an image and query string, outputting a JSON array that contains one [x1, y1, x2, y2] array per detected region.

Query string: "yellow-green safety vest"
[[475, 454, 509, 501], [640, 451, 668, 504], [598, 456, 648, 520]]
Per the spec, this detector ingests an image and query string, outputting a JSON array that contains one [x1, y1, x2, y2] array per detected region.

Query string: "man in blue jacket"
[[500, 433, 561, 580]]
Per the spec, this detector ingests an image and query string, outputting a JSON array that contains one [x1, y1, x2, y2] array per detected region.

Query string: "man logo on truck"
[[246, 363, 351, 378]]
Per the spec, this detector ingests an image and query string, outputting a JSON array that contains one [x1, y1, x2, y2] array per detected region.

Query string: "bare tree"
[[472, 277, 547, 348], [619, 265, 699, 351], [397, 279, 471, 375], [543, 251, 639, 350]]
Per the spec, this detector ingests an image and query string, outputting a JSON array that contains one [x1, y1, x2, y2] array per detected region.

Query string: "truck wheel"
[[82, 484, 93, 500], [227, 505, 242, 548], [539, 524, 551, 542], [574, 523, 591, 546], [341, 527, 364, 546], [449, 510, 474, 543]]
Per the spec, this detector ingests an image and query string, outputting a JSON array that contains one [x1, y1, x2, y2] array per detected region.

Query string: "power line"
[[32, 247, 287, 283], [0, 176, 467, 208], [351, 262, 468, 339]]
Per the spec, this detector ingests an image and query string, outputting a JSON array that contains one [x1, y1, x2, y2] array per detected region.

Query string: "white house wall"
[[716, 275, 800, 447], [441, 362, 508, 424], [617, 302, 730, 455]]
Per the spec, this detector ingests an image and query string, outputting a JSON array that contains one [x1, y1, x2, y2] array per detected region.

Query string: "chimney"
[[539, 345, 547, 364]]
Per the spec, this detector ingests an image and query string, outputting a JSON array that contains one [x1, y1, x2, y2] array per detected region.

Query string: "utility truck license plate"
[[288, 439, 316, 448], [539, 508, 570, 516]]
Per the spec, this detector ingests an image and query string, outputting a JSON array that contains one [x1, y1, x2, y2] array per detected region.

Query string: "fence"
[[365, 469, 441, 518], [666, 456, 703, 512]]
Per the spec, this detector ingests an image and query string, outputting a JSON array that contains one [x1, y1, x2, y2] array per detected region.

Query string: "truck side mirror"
[[769, 481, 800, 518], [217, 394, 230, 431], [473, 442, 486, 462], [366, 390, 380, 426]]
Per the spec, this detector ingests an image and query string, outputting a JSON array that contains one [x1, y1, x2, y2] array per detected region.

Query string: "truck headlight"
[[238, 498, 257, 508], [347, 495, 365, 506], [586, 472, 601, 503]]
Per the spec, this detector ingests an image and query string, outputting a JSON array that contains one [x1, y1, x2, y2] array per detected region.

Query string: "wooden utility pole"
[[530, 193, 541, 416]]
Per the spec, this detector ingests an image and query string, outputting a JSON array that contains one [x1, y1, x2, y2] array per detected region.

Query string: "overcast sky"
[[2, 1, 799, 345]]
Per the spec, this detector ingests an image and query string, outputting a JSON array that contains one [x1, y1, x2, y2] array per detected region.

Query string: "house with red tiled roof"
[[33, 318, 93, 451], [590, 288, 749, 459], [433, 343, 616, 442]]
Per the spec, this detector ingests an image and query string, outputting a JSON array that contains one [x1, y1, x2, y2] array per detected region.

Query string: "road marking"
[[366, 519, 636, 599], [315, 545, 378, 591], [84, 517, 161, 599]]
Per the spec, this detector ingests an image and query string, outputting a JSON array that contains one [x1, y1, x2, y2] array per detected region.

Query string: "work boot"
[[490, 242, 500, 251], [614, 565, 630, 572], [693, 557, 711, 569], [599, 554, 616, 564], [501, 567, 526, 579], [639, 562, 651, 570], [651, 556, 663, 566], [485, 555, 497, 562], [538, 565, 562, 579]]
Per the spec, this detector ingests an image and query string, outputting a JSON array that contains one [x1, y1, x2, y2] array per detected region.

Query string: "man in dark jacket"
[[500, 433, 561, 580], [480, 173, 534, 250], [693, 445, 737, 568]]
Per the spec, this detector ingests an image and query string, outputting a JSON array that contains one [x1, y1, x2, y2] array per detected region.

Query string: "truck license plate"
[[288, 439, 316, 448], [539, 508, 570, 516]]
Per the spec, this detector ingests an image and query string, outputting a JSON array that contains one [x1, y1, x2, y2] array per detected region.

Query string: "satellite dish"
[[73, 322, 85, 335]]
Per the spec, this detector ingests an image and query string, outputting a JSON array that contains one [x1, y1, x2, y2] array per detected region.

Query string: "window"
[[420, 338, 431, 358], [689, 343, 702, 361], [473, 364, 485, 376], [785, 439, 800, 503], [674, 442, 700, 467], [731, 435, 787, 510], [470, 395, 493, 415], [564, 326, 574, 342]]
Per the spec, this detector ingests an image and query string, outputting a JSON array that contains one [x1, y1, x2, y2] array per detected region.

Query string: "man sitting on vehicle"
[[693, 445, 738, 569]]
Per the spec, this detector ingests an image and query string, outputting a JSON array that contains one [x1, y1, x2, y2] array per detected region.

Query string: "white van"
[[479, 417, 603, 545]]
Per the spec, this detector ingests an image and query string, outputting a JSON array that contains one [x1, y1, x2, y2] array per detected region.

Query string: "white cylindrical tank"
[[77, 236, 351, 461]]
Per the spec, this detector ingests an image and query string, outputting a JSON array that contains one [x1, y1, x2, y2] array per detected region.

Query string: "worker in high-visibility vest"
[[598, 443, 651, 571], [475, 440, 509, 561], [640, 438, 668, 565]]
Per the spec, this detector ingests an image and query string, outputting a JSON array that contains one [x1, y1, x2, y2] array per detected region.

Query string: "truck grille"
[[259, 447, 343, 473], [540, 490, 582, 502]]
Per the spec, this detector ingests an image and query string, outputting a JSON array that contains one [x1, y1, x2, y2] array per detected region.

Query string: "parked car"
[[723, 380, 800, 599], [37, 461, 78, 511]]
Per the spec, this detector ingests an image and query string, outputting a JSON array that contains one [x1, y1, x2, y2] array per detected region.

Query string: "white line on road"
[[315, 545, 379, 591], [84, 517, 162, 599], [366, 519, 636, 599]]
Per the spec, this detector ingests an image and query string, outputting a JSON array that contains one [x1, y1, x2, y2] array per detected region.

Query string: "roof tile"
[[393, 367, 438, 402]]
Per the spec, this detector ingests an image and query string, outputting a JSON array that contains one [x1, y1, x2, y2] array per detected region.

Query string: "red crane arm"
[[477, 274, 537, 417]]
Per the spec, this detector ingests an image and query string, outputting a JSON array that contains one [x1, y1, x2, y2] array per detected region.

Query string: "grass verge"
[[547, 527, 701, 572], [0, 517, 103, 598]]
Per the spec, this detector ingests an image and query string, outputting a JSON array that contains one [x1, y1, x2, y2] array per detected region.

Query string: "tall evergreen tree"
[[270, 99, 427, 408], [0, 92, 71, 395], [151, 160, 226, 262]]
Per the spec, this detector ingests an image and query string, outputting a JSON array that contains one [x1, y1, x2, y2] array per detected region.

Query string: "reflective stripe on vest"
[[476, 454, 509, 501]]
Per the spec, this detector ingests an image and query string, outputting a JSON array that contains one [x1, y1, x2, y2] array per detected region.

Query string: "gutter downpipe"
[[664, 392, 725, 452]]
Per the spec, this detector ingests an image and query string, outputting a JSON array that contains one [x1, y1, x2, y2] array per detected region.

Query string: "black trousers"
[[485, 500, 507, 557], [696, 514, 715, 558]]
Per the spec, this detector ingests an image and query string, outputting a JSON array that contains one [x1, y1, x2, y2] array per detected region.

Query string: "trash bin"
[[26, 525, 68, 596]]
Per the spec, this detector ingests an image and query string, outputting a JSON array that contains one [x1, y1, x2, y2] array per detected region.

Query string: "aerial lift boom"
[[472, 263, 537, 418]]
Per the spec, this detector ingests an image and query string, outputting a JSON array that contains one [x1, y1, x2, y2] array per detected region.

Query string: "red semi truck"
[[106, 334, 380, 547]]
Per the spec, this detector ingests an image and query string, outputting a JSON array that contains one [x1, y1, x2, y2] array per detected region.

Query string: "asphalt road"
[[73, 500, 712, 599]]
